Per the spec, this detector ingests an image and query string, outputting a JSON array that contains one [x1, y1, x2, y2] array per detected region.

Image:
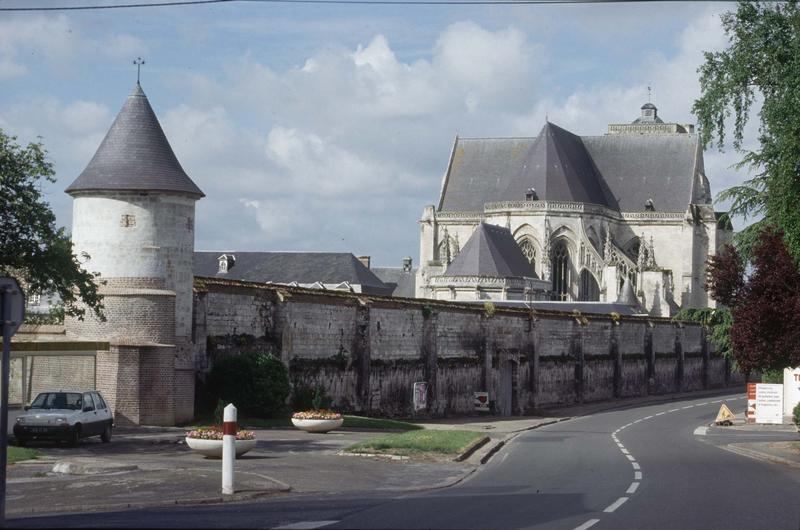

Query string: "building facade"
[[417, 103, 733, 316]]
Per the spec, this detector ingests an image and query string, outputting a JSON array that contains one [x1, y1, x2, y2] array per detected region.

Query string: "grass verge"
[[186, 415, 421, 431], [345, 430, 485, 456], [8, 446, 39, 464]]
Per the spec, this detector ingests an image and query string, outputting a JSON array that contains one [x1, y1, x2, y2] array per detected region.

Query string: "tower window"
[[120, 214, 136, 228]]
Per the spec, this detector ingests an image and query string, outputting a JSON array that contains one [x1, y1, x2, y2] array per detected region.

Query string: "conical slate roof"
[[616, 277, 640, 306], [66, 83, 204, 198], [444, 223, 536, 278]]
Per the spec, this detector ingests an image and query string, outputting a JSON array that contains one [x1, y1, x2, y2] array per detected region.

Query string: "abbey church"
[[417, 103, 732, 316], [11, 83, 737, 426]]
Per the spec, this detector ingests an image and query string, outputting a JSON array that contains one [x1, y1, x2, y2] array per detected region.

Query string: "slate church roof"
[[193, 251, 391, 295], [66, 83, 204, 198], [443, 223, 536, 278], [438, 119, 708, 213]]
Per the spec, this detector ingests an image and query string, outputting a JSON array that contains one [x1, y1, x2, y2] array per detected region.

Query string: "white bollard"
[[222, 403, 237, 495]]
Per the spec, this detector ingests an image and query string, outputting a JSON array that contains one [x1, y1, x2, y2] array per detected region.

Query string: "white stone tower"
[[65, 82, 204, 424]]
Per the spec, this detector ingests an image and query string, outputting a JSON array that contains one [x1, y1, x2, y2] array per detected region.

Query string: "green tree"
[[0, 130, 103, 320], [692, 1, 800, 261]]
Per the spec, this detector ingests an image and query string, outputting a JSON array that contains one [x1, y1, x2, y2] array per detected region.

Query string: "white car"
[[13, 390, 114, 446]]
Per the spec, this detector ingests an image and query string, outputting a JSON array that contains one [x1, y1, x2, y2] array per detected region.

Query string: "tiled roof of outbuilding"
[[193, 251, 391, 295], [371, 267, 417, 298], [66, 83, 204, 198]]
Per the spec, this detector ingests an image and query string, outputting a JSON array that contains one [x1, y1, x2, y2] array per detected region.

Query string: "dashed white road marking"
[[573, 519, 600, 530], [597, 396, 739, 528], [274, 521, 339, 530], [604, 497, 629, 513]]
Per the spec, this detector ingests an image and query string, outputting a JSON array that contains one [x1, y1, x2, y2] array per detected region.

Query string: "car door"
[[82, 392, 100, 436], [92, 392, 112, 428]]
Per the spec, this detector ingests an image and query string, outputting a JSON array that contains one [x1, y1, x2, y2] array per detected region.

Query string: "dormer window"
[[644, 198, 655, 211], [525, 187, 539, 201], [217, 254, 235, 274]]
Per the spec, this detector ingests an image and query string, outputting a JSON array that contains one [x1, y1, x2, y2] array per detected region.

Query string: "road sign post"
[[0, 278, 25, 528]]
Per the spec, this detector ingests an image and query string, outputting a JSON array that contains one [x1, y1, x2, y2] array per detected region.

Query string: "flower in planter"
[[292, 409, 342, 420], [185, 426, 255, 440]]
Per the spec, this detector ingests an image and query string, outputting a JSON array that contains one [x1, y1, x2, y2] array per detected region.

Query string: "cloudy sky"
[[0, 0, 753, 267]]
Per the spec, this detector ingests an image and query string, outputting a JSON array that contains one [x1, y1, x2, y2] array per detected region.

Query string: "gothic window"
[[551, 240, 570, 301], [518, 238, 537, 275], [578, 270, 600, 301]]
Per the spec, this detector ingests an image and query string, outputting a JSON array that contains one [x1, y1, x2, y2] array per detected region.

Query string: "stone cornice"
[[433, 201, 687, 224]]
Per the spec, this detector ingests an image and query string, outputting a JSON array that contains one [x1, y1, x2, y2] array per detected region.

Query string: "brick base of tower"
[[66, 278, 196, 426]]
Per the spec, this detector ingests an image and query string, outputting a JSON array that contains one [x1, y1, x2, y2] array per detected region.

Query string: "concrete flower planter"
[[185, 437, 257, 458], [291, 417, 344, 433]]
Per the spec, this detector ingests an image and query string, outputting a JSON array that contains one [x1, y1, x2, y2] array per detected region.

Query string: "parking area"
[[7, 426, 473, 517]]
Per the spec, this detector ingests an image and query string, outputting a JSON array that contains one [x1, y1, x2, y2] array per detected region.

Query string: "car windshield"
[[29, 392, 83, 411]]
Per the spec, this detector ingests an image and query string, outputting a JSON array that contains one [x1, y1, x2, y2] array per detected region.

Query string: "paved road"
[[12, 393, 800, 529]]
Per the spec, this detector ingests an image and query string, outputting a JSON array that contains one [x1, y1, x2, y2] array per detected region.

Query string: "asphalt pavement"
[[7, 389, 800, 529]]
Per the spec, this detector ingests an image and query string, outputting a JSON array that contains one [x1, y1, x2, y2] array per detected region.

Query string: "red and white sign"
[[746, 383, 757, 424], [784, 368, 800, 416], [474, 392, 490, 412]]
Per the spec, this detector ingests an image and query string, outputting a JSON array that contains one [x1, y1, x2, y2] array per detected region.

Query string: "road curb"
[[453, 436, 490, 462], [722, 444, 800, 470]]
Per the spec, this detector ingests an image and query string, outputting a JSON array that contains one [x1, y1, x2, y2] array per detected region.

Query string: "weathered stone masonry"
[[194, 277, 743, 417]]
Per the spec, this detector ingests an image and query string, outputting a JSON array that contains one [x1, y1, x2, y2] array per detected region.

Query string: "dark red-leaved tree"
[[707, 226, 800, 372]]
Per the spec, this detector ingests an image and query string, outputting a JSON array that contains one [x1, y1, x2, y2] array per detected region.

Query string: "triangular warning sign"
[[715, 403, 736, 425]]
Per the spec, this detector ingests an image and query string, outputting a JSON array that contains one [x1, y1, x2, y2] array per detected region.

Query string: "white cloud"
[[0, 14, 148, 80]]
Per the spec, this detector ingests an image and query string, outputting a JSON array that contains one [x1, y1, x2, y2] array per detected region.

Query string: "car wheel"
[[101, 424, 112, 443], [68, 425, 81, 446]]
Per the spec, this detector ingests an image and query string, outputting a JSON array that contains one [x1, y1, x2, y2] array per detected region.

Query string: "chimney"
[[357, 255, 371, 269], [402, 257, 412, 272]]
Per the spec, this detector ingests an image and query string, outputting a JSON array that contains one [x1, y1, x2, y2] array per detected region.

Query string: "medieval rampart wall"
[[194, 278, 743, 417]]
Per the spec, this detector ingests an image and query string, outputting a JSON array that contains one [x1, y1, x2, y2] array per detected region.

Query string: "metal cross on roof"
[[133, 57, 145, 84], [647, 85, 652, 102]]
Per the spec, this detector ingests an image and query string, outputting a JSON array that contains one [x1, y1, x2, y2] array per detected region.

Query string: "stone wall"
[[194, 278, 740, 417]]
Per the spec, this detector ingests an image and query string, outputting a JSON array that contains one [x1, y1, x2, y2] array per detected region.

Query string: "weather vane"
[[647, 85, 652, 103], [133, 57, 145, 84]]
